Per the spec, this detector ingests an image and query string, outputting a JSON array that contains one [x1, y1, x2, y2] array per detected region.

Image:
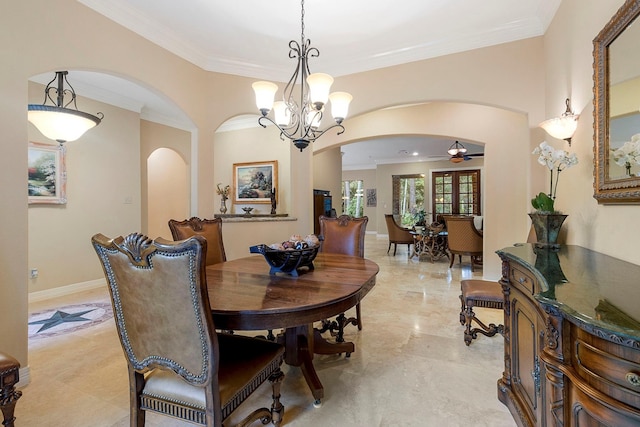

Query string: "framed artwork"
[[233, 160, 277, 203], [28, 142, 67, 204], [366, 188, 377, 207]]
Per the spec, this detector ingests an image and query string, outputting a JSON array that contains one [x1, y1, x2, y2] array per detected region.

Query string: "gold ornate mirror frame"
[[593, 0, 640, 203]]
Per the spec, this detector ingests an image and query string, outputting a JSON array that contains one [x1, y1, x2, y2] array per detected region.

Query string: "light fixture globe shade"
[[329, 91, 352, 122], [252, 81, 278, 113], [272, 101, 291, 127], [307, 73, 333, 108], [28, 105, 101, 143], [539, 115, 579, 141]]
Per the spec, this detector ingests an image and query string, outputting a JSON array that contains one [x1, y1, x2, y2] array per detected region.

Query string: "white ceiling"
[[33, 0, 560, 168]]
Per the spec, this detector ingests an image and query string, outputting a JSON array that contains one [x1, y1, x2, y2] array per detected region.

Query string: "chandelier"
[[28, 71, 103, 144], [252, 0, 352, 152]]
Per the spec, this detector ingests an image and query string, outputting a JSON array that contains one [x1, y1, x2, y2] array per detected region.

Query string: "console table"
[[496, 244, 640, 426]]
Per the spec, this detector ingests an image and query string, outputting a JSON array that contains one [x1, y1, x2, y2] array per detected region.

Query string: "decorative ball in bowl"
[[250, 234, 320, 277]]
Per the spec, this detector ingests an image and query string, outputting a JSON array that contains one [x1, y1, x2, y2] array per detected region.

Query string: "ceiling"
[[34, 0, 560, 168]]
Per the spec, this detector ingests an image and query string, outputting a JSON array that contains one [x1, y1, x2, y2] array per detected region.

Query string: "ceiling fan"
[[447, 141, 484, 163]]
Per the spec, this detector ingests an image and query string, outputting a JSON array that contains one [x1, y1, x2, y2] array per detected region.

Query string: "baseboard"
[[17, 366, 30, 388], [28, 279, 106, 303]]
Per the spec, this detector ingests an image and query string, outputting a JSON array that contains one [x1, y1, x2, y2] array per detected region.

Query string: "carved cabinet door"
[[511, 294, 547, 426]]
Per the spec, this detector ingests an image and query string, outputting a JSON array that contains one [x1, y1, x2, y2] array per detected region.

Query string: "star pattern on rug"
[[29, 309, 96, 332]]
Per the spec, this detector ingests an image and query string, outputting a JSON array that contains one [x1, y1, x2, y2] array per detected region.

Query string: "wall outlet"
[[30, 268, 38, 278]]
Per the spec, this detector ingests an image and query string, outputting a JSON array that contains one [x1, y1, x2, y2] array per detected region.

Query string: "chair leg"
[[387, 242, 392, 254], [355, 302, 362, 330], [462, 300, 475, 346], [393, 243, 397, 256], [269, 369, 285, 426], [449, 254, 455, 268]]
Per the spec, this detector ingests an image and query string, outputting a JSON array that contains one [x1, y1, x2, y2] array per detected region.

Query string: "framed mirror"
[[594, 0, 640, 203]]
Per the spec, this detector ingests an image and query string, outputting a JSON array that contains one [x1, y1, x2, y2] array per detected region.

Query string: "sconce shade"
[[539, 98, 579, 144], [539, 116, 578, 140], [329, 92, 352, 122], [28, 105, 101, 143], [252, 81, 279, 113]]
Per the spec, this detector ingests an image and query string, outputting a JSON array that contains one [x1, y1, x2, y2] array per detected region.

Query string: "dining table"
[[205, 252, 379, 406]]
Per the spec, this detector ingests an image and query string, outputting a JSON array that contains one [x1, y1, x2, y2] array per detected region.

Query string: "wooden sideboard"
[[496, 244, 640, 426]]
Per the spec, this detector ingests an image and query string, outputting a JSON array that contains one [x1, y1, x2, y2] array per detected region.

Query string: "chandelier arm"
[[302, 123, 346, 144], [257, 116, 302, 142]]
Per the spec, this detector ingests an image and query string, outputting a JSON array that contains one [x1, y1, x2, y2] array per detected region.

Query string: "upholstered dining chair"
[[168, 217, 226, 266], [318, 215, 368, 342], [443, 215, 483, 272], [384, 214, 414, 256], [92, 232, 285, 427]]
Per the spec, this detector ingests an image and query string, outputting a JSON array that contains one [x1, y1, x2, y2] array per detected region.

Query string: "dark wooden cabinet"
[[313, 190, 332, 235], [497, 244, 640, 427]]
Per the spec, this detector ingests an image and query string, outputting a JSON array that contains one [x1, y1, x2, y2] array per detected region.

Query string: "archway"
[[315, 101, 531, 279]]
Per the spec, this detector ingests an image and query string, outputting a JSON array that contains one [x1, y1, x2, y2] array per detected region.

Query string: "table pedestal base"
[[279, 325, 355, 405]]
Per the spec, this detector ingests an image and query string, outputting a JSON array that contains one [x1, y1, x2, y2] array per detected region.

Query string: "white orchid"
[[611, 133, 640, 167], [531, 142, 579, 212]]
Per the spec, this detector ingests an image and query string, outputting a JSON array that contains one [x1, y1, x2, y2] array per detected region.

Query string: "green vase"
[[528, 213, 567, 250]]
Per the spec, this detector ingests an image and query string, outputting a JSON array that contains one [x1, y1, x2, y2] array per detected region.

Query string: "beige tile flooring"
[[18, 235, 515, 426]]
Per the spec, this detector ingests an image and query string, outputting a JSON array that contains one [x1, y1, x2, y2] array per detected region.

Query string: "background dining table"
[[206, 252, 379, 405]]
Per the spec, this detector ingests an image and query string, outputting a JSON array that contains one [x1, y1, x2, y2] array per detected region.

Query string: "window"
[[432, 170, 480, 221], [392, 174, 425, 227], [342, 180, 364, 217]]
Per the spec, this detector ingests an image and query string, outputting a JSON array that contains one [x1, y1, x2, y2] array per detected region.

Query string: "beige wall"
[[28, 84, 142, 295], [2, 0, 633, 376], [313, 147, 343, 215]]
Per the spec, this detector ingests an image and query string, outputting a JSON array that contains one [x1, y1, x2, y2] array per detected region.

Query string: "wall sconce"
[[539, 98, 579, 146], [28, 71, 103, 144]]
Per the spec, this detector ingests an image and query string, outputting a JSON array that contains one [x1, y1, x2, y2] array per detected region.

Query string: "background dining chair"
[[443, 215, 483, 271], [92, 232, 285, 427], [384, 214, 414, 256], [459, 279, 504, 346], [318, 215, 368, 342], [168, 217, 226, 266]]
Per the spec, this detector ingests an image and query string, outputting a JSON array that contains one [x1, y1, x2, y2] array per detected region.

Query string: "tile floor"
[[17, 235, 515, 426]]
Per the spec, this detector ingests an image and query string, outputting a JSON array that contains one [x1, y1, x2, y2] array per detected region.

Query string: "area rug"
[[28, 302, 113, 340]]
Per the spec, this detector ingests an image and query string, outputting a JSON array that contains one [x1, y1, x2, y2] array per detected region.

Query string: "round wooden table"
[[206, 253, 379, 405]]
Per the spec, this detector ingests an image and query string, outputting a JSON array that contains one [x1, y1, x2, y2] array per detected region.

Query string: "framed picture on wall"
[[28, 141, 67, 204], [233, 160, 277, 203], [366, 188, 377, 207]]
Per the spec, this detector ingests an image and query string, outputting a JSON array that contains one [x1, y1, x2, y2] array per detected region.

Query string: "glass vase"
[[220, 198, 227, 214]]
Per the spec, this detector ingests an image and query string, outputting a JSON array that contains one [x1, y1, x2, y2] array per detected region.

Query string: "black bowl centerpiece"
[[250, 234, 320, 277]]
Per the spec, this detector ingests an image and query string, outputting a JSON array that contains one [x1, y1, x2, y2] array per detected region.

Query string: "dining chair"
[[92, 232, 285, 427], [318, 215, 368, 343], [443, 215, 483, 271], [384, 214, 414, 256], [459, 279, 504, 346], [168, 217, 226, 266]]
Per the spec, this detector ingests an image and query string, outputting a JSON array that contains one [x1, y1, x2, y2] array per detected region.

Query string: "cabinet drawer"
[[575, 339, 640, 407], [510, 264, 537, 295]]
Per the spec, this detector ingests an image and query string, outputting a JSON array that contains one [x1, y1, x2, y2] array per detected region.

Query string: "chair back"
[[168, 217, 226, 266], [443, 215, 483, 254], [384, 214, 414, 244], [92, 233, 217, 387], [319, 215, 368, 257]]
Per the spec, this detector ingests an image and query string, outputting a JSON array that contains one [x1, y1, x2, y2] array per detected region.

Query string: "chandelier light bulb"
[[329, 92, 352, 123], [307, 73, 333, 109], [252, 81, 278, 115]]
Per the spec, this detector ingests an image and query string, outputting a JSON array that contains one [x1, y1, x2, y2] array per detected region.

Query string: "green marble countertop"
[[497, 244, 640, 343]]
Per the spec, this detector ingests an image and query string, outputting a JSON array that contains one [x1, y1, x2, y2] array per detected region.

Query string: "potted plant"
[[412, 208, 427, 233], [529, 142, 578, 248]]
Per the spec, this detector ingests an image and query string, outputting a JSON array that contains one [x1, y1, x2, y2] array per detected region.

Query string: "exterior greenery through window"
[[392, 174, 425, 227], [432, 170, 481, 221], [342, 180, 364, 217]]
